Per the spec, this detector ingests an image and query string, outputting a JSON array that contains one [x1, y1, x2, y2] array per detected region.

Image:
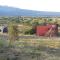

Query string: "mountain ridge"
[[0, 6, 60, 16]]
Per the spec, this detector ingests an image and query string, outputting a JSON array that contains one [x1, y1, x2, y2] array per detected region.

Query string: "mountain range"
[[0, 6, 60, 16]]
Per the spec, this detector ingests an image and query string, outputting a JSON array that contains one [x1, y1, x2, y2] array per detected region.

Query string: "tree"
[[8, 22, 18, 47]]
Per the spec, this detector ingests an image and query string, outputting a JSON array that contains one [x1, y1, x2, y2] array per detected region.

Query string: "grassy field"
[[0, 37, 60, 60], [7, 38, 60, 60], [15, 38, 60, 49]]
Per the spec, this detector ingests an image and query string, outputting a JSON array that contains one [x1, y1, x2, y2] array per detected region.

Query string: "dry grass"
[[16, 38, 60, 48]]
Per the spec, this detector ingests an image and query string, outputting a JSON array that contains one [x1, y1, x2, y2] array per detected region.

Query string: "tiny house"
[[36, 24, 58, 36], [0, 25, 8, 34], [36, 26, 50, 36]]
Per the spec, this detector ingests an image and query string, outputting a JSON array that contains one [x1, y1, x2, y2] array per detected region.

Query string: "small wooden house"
[[36, 26, 49, 36], [36, 24, 58, 36]]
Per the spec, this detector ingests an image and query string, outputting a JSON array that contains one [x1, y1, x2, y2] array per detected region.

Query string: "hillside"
[[0, 6, 60, 16]]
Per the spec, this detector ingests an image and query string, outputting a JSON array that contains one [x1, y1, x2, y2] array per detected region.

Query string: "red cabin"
[[36, 25, 52, 36]]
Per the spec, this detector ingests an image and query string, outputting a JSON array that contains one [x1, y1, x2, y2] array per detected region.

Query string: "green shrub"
[[0, 39, 8, 47], [24, 28, 35, 35]]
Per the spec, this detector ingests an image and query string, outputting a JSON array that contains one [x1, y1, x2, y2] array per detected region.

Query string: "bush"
[[24, 28, 35, 35], [0, 39, 7, 47]]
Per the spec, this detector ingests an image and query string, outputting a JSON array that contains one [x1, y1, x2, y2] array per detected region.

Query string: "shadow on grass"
[[0, 45, 60, 60]]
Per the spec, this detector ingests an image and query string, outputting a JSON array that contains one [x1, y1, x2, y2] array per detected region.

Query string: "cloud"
[[0, 0, 60, 12]]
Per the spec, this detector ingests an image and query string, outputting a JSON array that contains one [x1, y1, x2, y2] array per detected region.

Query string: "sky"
[[0, 0, 60, 12]]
